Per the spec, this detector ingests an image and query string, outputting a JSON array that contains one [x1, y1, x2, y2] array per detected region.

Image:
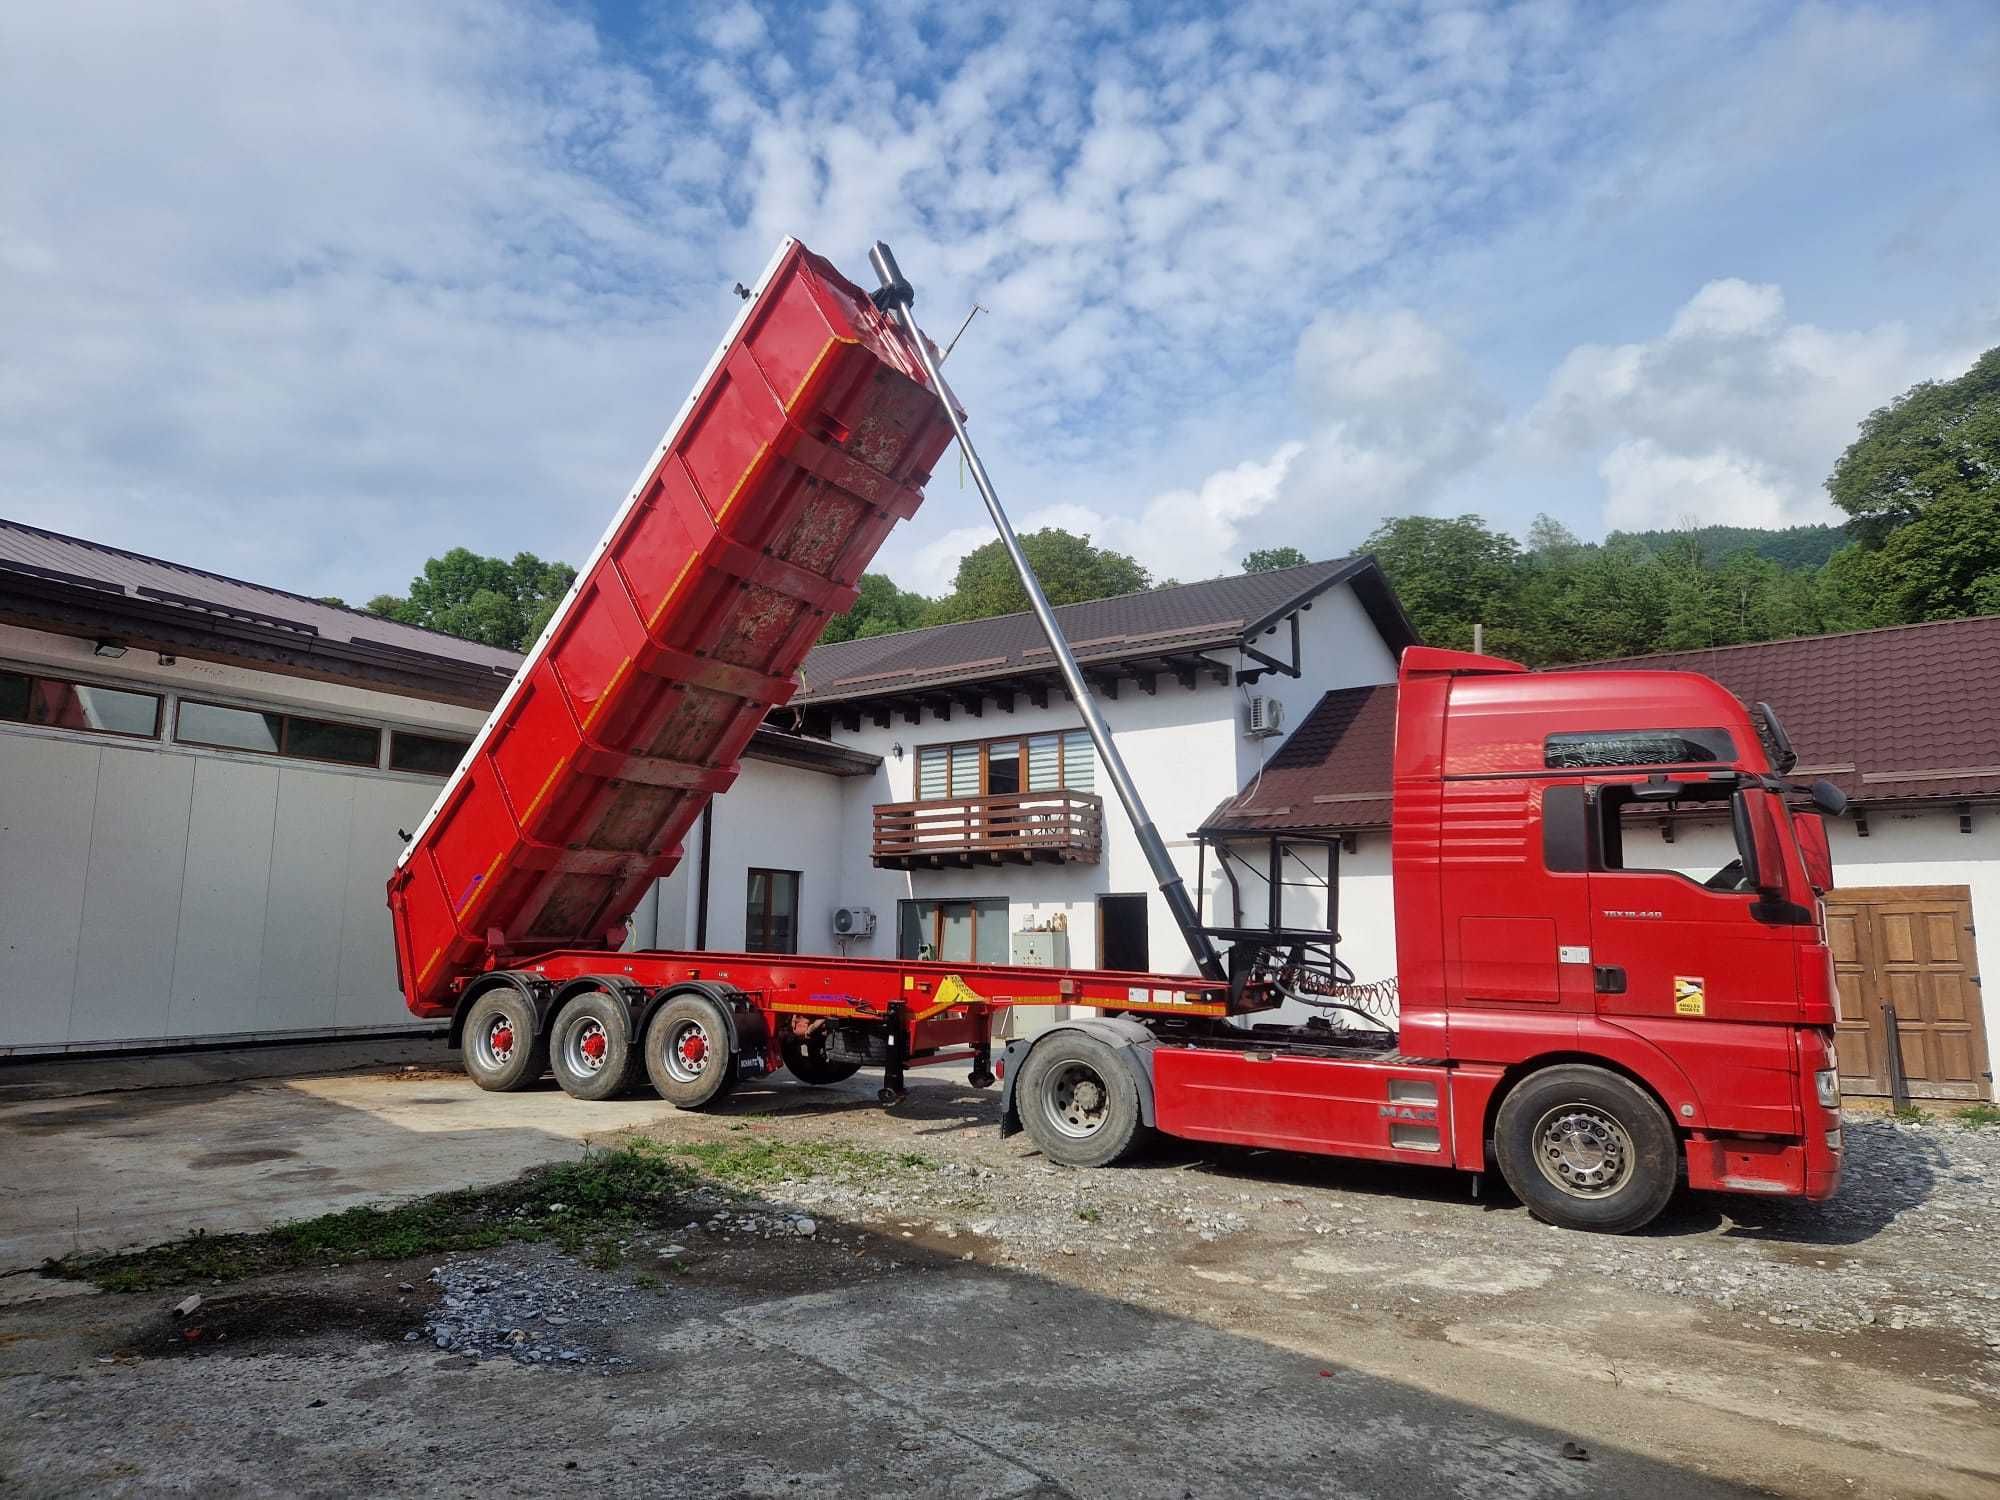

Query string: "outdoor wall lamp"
[[891, 742, 904, 760], [92, 638, 127, 659]]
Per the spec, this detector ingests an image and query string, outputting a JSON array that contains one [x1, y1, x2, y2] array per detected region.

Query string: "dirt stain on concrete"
[[188, 1148, 301, 1170]]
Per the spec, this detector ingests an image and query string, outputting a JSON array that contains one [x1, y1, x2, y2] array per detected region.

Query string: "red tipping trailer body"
[[389, 239, 957, 1019]]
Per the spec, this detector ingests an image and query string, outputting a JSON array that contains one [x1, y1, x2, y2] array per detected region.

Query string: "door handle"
[[1594, 966, 1627, 995]]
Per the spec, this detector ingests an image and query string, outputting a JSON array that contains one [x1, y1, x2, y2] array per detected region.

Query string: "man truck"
[[388, 238, 1845, 1233]]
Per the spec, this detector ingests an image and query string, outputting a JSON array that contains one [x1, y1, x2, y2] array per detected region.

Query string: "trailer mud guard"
[[999, 1016, 1159, 1137], [449, 971, 551, 1048]]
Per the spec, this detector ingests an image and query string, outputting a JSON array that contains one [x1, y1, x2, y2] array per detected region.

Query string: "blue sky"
[[3, 1, 1996, 603]]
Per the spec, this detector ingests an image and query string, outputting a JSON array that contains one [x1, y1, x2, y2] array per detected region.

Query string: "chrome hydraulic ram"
[[868, 240, 1226, 982]]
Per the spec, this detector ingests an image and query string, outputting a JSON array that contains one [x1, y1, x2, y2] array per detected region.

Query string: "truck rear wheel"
[[781, 1036, 860, 1087], [1017, 1032, 1149, 1168], [548, 992, 639, 1102], [1493, 1065, 1677, 1234], [461, 989, 548, 1092], [644, 993, 738, 1110]]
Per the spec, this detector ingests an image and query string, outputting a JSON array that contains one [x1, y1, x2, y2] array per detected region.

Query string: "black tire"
[[1016, 1032, 1149, 1168], [1492, 1064, 1678, 1234], [460, 988, 547, 1092], [644, 993, 739, 1109], [781, 1036, 860, 1087], [547, 991, 639, 1102]]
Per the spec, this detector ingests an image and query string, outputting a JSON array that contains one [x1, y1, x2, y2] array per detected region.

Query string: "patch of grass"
[[47, 1146, 699, 1294], [1076, 1207, 1101, 1223], [1891, 1103, 1928, 1124], [630, 1136, 932, 1189], [1953, 1103, 2000, 1128]]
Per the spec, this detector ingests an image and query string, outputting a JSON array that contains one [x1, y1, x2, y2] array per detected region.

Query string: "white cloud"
[[1598, 441, 1797, 532], [0, 0, 1992, 605], [1528, 277, 1978, 534], [704, 3, 770, 53]]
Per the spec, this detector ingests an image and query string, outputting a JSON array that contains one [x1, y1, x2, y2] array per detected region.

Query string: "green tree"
[[366, 548, 577, 651], [1240, 546, 1311, 573], [820, 573, 933, 643], [1360, 514, 1520, 653], [1827, 347, 2000, 543], [931, 528, 1151, 623], [1865, 492, 2000, 621]]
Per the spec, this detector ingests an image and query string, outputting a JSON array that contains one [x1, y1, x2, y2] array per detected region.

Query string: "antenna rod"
[[867, 240, 1225, 982]]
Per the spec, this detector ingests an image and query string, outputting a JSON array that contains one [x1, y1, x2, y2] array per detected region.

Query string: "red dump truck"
[[390, 238, 1846, 1233]]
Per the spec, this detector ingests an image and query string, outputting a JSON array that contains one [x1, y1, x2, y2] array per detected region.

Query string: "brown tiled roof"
[[1202, 615, 2000, 834], [796, 556, 1415, 704], [1202, 683, 1397, 834]]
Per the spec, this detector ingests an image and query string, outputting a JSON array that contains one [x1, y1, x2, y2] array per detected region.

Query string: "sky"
[[3, 1, 1996, 605]]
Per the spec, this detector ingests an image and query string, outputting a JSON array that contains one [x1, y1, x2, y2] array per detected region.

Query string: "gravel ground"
[[657, 1089, 2000, 1398]]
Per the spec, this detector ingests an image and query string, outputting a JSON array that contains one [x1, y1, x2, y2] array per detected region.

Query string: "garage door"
[[1825, 885, 1990, 1100]]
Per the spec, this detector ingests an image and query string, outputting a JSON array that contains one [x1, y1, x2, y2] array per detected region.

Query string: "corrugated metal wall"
[[0, 728, 442, 1051]]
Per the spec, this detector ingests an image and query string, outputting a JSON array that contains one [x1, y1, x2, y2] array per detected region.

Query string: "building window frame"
[[745, 868, 803, 954], [0, 665, 163, 741], [897, 896, 1010, 963], [173, 697, 382, 768], [388, 729, 473, 777], [914, 729, 1094, 801]]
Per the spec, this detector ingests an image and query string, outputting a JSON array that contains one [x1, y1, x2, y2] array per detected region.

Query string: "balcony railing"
[[873, 788, 1104, 869]]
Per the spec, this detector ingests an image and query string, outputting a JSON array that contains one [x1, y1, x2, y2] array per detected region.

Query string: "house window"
[[746, 868, 801, 953], [175, 699, 380, 766], [898, 898, 1008, 963], [389, 730, 472, 776], [915, 730, 1094, 799], [0, 668, 161, 739]]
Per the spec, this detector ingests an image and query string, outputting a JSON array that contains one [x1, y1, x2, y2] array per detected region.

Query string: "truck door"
[[1583, 777, 1806, 1132]]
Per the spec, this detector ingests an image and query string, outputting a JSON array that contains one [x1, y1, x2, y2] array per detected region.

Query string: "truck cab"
[[1390, 646, 1844, 1221]]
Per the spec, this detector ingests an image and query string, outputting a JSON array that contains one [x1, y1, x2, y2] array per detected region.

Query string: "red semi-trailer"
[[389, 238, 1846, 1233]]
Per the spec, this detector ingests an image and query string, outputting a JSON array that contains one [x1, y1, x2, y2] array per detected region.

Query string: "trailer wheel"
[[548, 992, 639, 1102], [781, 1037, 860, 1087], [644, 994, 738, 1109], [1016, 1033, 1149, 1168], [461, 989, 548, 1092], [1493, 1065, 1677, 1234]]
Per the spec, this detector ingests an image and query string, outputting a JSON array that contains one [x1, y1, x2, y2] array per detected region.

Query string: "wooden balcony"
[[873, 789, 1104, 869]]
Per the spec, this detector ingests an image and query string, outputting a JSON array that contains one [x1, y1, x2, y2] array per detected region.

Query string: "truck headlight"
[[1814, 1068, 1840, 1109]]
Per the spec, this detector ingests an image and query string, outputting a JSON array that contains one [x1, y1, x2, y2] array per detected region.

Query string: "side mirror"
[[1809, 778, 1849, 818], [1793, 811, 1834, 895], [1732, 789, 1787, 897]]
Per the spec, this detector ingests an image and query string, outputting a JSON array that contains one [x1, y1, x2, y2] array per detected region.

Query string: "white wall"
[[659, 579, 1404, 980], [0, 624, 484, 1052], [655, 759, 847, 954]]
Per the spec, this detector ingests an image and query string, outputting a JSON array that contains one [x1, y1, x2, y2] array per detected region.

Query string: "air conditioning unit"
[[831, 905, 876, 939], [1244, 696, 1285, 738]]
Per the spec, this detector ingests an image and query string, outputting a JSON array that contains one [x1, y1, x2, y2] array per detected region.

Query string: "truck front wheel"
[[1016, 1033, 1150, 1168], [1493, 1064, 1677, 1234]]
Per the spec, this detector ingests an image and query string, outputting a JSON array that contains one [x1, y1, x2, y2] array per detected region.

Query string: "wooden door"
[[1824, 886, 1990, 1100]]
